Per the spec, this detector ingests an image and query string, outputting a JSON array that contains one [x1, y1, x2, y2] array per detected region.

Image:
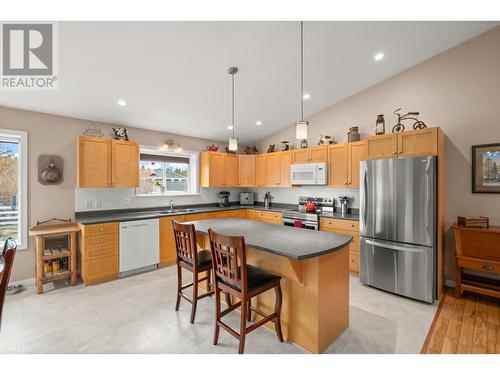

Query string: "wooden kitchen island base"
[[198, 235, 350, 353]]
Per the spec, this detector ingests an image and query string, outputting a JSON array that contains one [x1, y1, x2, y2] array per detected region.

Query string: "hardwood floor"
[[422, 288, 500, 354]]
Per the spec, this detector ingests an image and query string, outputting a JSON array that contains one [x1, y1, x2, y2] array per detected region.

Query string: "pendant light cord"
[[300, 20, 304, 122], [231, 72, 235, 138]]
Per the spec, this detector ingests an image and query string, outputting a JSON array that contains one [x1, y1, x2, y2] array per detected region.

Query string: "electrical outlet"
[[84, 200, 92, 209]]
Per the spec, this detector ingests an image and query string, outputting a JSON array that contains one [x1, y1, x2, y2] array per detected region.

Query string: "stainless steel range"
[[282, 196, 334, 230]]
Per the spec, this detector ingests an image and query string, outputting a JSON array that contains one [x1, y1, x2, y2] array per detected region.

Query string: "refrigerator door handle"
[[362, 164, 368, 228], [365, 239, 428, 253]]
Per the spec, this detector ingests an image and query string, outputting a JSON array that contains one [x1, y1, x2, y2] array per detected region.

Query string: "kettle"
[[305, 200, 316, 212]]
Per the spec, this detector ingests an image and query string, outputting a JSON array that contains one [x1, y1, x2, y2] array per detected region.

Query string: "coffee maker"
[[218, 191, 230, 207]]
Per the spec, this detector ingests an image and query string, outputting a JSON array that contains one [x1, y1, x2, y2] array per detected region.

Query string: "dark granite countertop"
[[75, 203, 296, 225], [186, 218, 352, 260]]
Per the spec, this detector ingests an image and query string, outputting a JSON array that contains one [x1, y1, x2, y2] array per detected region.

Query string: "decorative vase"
[[375, 115, 385, 135], [347, 127, 360, 142]]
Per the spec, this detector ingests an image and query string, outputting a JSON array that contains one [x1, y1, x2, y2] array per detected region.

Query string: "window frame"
[[135, 146, 199, 197], [0, 129, 28, 250]]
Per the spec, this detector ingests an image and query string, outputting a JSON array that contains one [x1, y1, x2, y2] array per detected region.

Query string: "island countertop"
[[186, 218, 352, 260]]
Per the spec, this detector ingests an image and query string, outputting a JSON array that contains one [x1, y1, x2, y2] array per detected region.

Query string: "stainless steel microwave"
[[290, 163, 328, 185]]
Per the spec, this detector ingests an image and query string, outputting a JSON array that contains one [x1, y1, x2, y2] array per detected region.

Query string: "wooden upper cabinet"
[[255, 155, 265, 187], [279, 151, 292, 187], [77, 136, 139, 188], [293, 146, 327, 164], [78, 137, 111, 188], [397, 128, 438, 157], [238, 155, 256, 187], [292, 148, 310, 164], [347, 141, 366, 188], [111, 140, 139, 188], [365, 134, 398, 160], [200, 152, 225, 187], [309, 146, 327, 163], [224, 153, 238, 186], [328, 144, 348, 188], [265, 153, 280, 187]]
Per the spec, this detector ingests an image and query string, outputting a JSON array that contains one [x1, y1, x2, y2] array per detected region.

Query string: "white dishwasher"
[[119, 218, 159, 274]]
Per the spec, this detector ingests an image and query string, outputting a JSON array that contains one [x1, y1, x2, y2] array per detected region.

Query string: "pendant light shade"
[[228, 66, 238, 151], [295, 21, 309, 140]]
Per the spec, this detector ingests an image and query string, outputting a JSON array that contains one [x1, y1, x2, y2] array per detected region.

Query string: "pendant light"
[[296, 21, 308, 140], [228, 66, 238, 151]]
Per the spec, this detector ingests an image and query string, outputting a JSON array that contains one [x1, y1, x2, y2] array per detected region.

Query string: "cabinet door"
[[209, 152, 226, 187], [159, 215, 185, 265], [347, 141, 366, 188], [328, 144, 348, 188], [279, 151, 292, 187], [238, 155, 255, 187], [309, 146, 327, 163], [365, 134, 398, 160], [111, 140, 139, 188], [255, 155, 265, 187], [224, 154, 238, 186], [292, 148, 310, 164], [77, 136, 111, 188], [246, 209, 258, 221], [397, 128, 438, 157], [265, 153, 280, 187]]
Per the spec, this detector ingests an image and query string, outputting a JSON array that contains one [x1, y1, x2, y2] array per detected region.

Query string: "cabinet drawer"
[[256, 211, 282, 220], [87, 245, 117, 260], [320, 218, 359, 232], [85, 222, 118, 236], [209, 210, 240, 219], [85, 233, 117, 249], [86, 256, 118, 279], [457, 256, 500, 274]]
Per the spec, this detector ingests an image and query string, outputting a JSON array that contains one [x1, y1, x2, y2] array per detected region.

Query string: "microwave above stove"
[[290, 163, 328, 185]]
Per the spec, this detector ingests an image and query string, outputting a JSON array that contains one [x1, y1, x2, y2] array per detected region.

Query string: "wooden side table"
[[29, 222, 80, 294], [452, 224, 500, 299]]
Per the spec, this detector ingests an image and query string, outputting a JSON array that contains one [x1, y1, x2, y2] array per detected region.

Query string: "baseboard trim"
[[444, 278, 456, 288], [9, 277, 35, 287]]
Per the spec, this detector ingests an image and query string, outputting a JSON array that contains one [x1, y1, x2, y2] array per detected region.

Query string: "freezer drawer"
[[360, 237, 435, 303]]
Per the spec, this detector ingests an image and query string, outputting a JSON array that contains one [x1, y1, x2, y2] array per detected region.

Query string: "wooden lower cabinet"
[[79, 222, 119, 285], [320, 218, 360, 272], [159, 215, 185, 265], [255, 210, 283, 225]]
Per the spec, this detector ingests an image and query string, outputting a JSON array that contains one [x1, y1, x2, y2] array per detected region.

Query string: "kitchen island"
[[186, 218, 352, 353]]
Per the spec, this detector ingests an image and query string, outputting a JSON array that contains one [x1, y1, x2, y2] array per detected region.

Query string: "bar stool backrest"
[[172, 221, 198, 266], [208, 229, 247, 292]]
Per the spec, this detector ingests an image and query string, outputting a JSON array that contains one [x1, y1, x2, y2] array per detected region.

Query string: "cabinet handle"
[[100, 239, 104, 243], [482, 264, 495, 272], [100, 227, 104, 231], [100, 250, 104, 255], [392, 151, 397, 155], [100, 265, 105, 271]]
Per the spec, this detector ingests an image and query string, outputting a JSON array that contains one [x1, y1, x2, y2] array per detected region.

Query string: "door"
[[366, 134, 398, 160], [77, 136, 111, 188], [360, 158, 397, 241], [292, 148, 310, 164], [309, 147, 327, 163], [255, 155, 265, 187], [112, 140, 139, 188], [394, 156, 436, 247], [266, 153, 280, 187], [328, 144, 348, 188], [209, 152, 225, 187], [359, 237, 434, 302], [398, 128, 438, 157], [279, 151, 292, 187], [159, 215, 185, 265], [224, 154, 238, 186], [347, 141, 366, 188], [238, 155, 255, 187]]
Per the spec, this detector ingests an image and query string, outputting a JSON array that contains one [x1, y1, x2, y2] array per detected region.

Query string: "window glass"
[[0, 140, 19, 242], [137, 155, 189, 195]]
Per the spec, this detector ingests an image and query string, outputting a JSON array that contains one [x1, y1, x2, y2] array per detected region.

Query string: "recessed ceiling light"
[[117, 99, 127, 106], [256, 121, 262, 126], [227, 125, 233, 130], [374, 52, 384, 61], [303, 93, 311, 100]]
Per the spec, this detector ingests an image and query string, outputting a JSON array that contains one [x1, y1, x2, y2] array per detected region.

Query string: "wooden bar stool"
[[172, 221, 215, 323], [208, 228, 284, 354], [1, 238, 17, 332]]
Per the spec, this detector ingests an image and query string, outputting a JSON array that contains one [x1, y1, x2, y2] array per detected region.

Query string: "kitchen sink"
[[156, 209, 198, 215]]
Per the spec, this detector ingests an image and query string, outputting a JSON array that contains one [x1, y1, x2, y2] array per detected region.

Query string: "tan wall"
[[0, 106, 226, 282], [257, 26, 500, 281]]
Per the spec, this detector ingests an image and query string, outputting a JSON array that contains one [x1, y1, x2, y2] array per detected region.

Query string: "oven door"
[[283, 218, 318, 230]]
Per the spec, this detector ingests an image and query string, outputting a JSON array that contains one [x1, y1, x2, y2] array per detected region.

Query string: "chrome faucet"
[[169, 199, 174, 212]]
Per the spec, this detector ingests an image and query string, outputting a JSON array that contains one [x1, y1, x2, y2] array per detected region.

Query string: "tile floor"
[[0, 266, 437, 354]]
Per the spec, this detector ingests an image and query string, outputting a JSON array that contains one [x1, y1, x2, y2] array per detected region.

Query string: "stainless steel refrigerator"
[[359, 156, 436, 303]]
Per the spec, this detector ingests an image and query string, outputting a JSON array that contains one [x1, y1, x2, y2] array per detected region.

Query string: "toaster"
[[239, 192, 254, 205]]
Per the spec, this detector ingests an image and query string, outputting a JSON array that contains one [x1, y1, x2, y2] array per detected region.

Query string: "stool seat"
[[181, 250, 212, 270], [222, 265, 281, 292]]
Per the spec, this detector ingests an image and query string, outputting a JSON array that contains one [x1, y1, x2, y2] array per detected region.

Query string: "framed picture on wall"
[[472, 143, 500, 193]]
